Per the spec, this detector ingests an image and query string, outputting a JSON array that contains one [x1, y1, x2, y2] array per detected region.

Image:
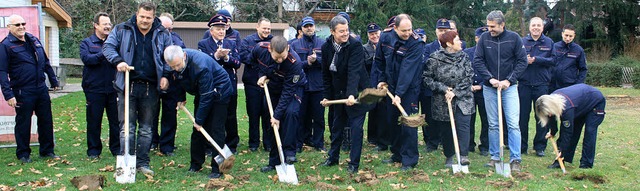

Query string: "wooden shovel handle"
[[179, 105, 226, 157], [262, 81, 287, 165], [548, 131, 567, 173], [123, 67, 134, 152], [384, 88, 409, 117]]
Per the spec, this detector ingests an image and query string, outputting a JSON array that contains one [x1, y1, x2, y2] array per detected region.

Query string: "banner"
[[0, 6, 41, 147]]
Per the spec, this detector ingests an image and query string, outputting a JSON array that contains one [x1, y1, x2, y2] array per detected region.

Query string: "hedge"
[[585, 56, 640, 88]]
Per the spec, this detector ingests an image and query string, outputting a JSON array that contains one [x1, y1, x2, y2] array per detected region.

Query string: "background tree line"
[[60, 0, 639, 60]]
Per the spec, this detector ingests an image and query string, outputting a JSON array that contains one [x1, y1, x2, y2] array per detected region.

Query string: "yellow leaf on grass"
[[30, 168, 42, 174], [55, 173, 63, 177], [13, 168, 23, 175]]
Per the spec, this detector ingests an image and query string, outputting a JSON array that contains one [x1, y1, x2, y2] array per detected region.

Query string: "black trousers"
[[437, 106, 471, 158], [470, 91, 489, 152], [225, 94, 239, 152], [85, 91, 120, 156], [14, 86, 55, 159], [245, 84, 273, 150], [327, 105, 366, 168], [190, 96, 229, 173]]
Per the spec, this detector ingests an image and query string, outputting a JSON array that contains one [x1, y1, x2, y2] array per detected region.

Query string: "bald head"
[[7, 14, 27, 40], [159, 16, 173, 31]]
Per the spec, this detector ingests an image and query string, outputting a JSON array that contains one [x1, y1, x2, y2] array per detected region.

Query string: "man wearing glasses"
[[0, 14, 61, 163]]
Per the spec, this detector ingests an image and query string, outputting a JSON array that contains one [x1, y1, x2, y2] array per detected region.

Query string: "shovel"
[[496, 86, 510, 177], [383, 87, 425, 128], [447, 99, 469, 174], [116, 66, 136, 184], [321, 88, 387, 106], [263, 81, 299, 185], [547, 130, 567, 174], [179, 106, 235, 173]]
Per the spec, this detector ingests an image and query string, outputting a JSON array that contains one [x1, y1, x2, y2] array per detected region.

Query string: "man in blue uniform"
[[240, 18, 274, 152], [150, 13, 186, 156], [291, 17, 325, 152], [164, 45, 233, 179], [103, 2, 173, 175], [320, 15, 372, 174], [255, 36, 307, 172], [202, 9, 241, 47], [80, 12, 119, 159], [376, 14, 425, 170], [1, 14, 60, 163], [535, 84, 605, 169], [550, 24, 587, 92], [198, 15, 241, 154], [518, 17, 555, 157], [463, 26, 490, 156], [473, 10, 527, 172]]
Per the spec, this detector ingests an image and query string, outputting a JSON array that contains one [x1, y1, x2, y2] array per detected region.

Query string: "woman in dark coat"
[[423, 30, 475, 167]]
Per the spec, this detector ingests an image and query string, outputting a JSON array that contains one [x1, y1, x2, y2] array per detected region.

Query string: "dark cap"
[[208, 14, 228, 27], [301, 16, 315, 26], [475, 26, 488, 36], [414, 28, 425, 36], [436, 18, 451, 29], [367, 23, 381, 33], [387, 16, 397, 28], [338, 12, 351, 23], [217, 9, 232, 21]]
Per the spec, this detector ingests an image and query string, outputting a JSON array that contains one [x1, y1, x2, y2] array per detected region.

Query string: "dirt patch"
[[607, 97, 640, 108], [571, 172, 607, 184], [70, 175, 105, 190], [399, 114, 426, 127], [410, 171, 431, 182], [316, 182, 340, 190], [512, 172, 534, 180], [354, 170, 380, 186], [237, 175, 250, 182], [205, 179, 236, 190], [486, 180, 515, 189]]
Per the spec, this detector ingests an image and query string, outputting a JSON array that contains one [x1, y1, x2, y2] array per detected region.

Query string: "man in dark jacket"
[[0, 14, 60, 163], [164, 46, 233, 179], [80, 12, 119, 159], [103, 2, 173, 175], [319, 15, 371, 174], [254, 36, 307, 173], [550, 24, 587, 92], [198, 15, 241, 153], [363, 22, 382, 147], [518, 17, 555, 157], [473, 10, 528, 172], [240, 18, 273, 152], [463, 27, 490, 156], [290, 17, 325, 152], [375, 14, 425, 170]]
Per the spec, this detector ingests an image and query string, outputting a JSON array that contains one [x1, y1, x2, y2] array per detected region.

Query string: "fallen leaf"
[[177, 164, 186, 168], [181, 180, 187, 184], [439, 178, 444, 184], [55, 173, 63, 177], [8, 162, 16, 166], [61, 160, 72, 165], [57, 186, 66, 191], [30, 168, 42, 174], [73, 143, 81, 147], [224, 175, 234, 181], [246, 168, 254, 172], [242, 160, 251, 165], [67, 167, 77, 171], [47, 162, 58, 167], [98, 165, 114, 172], [167, 160, 175, 166], [13, 168, 23, 175], [78, 185, 88, 190]]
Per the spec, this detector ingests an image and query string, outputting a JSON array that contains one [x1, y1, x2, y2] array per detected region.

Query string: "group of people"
[[0, 1, 606, 180]]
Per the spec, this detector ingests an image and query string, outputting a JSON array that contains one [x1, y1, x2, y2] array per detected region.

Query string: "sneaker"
[[137, 166, 155, 175], [445, 157, 453, 168], [19, 157, 32, 163], [536, 150, 545, 157], [485, 159, 500, 168], [511, 160, 522, 172], [460, 156, 470, 165]]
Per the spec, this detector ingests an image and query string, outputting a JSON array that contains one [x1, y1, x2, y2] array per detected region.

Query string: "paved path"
[[49, 83, 82, 99]]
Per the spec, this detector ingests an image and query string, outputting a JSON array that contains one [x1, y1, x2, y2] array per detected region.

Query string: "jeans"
[[118, 82, 159, 168], [483, 84, 521, 162]]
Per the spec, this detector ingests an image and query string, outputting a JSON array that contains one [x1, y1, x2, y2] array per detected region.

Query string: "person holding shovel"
[[375, 14, 425, 170], [472, 10, 528, 172], [251, 36, 307, 173], [163, 45, 233, 179], [423, 30, 475, 168], [535, 84, 605, 169], [319, 15, 372, 174]]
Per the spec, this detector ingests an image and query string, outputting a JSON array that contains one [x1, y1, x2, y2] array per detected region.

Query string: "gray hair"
[[329, 16, 348, 31], [535, 94, 566, 127], [7, 14, 24, 24], [486, 10, 505, 25], [163, 45, 184, 63]]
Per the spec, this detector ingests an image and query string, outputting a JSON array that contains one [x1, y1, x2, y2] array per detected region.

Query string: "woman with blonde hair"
[[535, 84, 606, 169]]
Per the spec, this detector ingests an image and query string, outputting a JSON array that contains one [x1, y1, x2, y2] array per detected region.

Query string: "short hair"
[[138, 1, 157, 12], [529, 17, 543, 25], [93, 12, 109, 24], [257, 17, 270, 25], [270, 36, 288, 53], [164, 45, 184, 63], [486, 10, 505, 25], [563, 24, 576, 32], [329, 16, 348, 31], [535, 94, 566, 127], [394, 14, 411, 27], [160, 13, 174, 21], [439, 31, 459, 49]]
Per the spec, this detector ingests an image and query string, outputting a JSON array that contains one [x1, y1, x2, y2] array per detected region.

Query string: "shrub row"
[[586, 56, 640, 88]]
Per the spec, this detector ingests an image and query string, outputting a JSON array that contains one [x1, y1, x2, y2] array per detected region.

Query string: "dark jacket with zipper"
[[80, 34, 116, 94], [473, 29, 528, 86], [290, 34, 324, 92]]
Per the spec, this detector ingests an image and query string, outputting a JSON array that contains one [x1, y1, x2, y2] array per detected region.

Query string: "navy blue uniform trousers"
[[298, 90, 325, 149], [518, 85, 549, 152], [327, 104, 366, 168], [190, 96, 229, 173], [388, 90, 420, 167], [551, 100, 605, 168], [245, 84, 273, 150], [470, 91, 489, 152], [85, 91, 120, 156], [268, 87, 303, 166], [14, 86, 55, 159]]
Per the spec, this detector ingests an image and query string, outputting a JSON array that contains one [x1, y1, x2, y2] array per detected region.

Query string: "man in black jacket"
[[319, 16, 371, 174]]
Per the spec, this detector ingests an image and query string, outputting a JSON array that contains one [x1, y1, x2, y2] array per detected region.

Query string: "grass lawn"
[[1, 85, 639, 190]]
